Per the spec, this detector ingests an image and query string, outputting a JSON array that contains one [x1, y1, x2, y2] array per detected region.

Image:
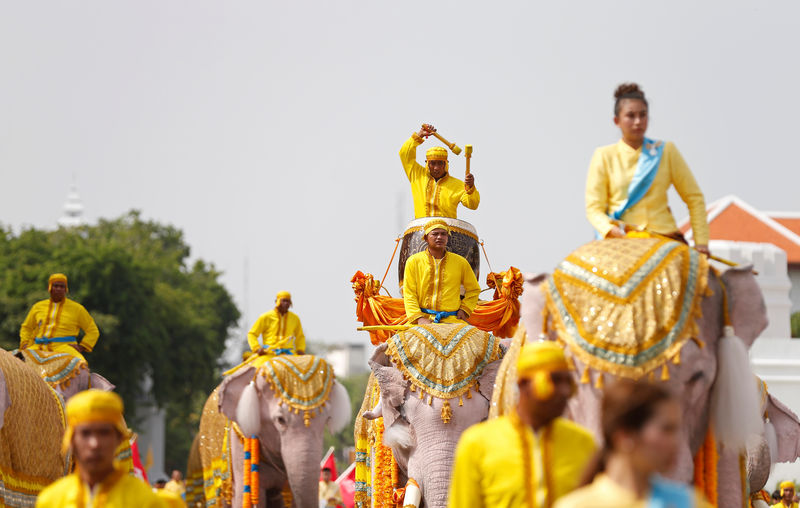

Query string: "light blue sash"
[[648, 475, 695, 508], [610, 137, 665, 221]]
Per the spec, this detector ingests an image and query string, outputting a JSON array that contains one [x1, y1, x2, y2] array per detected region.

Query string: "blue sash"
[[610, 137, 665, 221], [421, 308, 459, 323], [270, 348, 294, 355], [648, 475, 694, 508], [35, 336, 77, 345]]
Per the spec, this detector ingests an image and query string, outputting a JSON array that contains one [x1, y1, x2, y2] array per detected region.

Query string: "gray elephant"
[[494, 247, 800, 508], [359, 323, 507, 508], [196, 355, 351, 508], [0, 349, 69, 505]]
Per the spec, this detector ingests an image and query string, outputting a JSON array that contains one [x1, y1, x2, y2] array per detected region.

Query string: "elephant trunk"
[[407, 434, 461, 508], [281, 430, 325, 508]]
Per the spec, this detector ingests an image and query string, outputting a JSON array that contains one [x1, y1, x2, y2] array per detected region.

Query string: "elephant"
[[360, 323, 508, 508], [0, 349, 69, 505], [15, 347, 115, 399], [195, 355, 351, 508], [496, 260, 800, 508]]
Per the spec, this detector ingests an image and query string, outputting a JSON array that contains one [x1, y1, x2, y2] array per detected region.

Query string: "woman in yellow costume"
[[585, 83, 710, 255], [554, 380, 710, 508]]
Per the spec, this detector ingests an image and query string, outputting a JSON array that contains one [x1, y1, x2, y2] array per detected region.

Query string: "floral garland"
[[371, 417, 400, 507], [693, 427, 718, 507]]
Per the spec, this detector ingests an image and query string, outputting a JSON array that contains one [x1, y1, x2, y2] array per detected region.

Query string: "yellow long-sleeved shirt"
[[772, 503, 800, 508], [247, 309, 305, 353], [399, 135, 480, 218], [20, 298, 100, 354], [448, 414, 596, 508], [554, 474, 712, 508], [36, 470, 167, 508], [403, 250, 481, 324], [585, 140, 709, 245]]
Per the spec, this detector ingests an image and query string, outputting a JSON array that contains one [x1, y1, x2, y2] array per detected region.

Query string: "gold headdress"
[[423, 219, 450, 237]]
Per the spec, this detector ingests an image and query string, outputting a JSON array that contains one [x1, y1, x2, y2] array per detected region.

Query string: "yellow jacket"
[[36, 470, 166, 508], [403, 251, 480, 324], [585, 140, 709, 245], [247, 309, 305, 353], [449, 414, 596, 508], [20, 298, 100, 352], [400, 135, 480, 218], [772, 503, 800, 508], [554, 474, 712, 508]]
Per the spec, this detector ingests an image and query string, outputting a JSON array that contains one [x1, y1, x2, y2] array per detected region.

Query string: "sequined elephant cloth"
[[18, 348, 88, 390], [385, 323, 504, 423], [0, 350, 68, 507], [543, 237, 709, 380], [256, 355, 335, 427]]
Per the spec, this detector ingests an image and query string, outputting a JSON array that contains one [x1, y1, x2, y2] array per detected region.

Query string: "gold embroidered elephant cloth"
[[19, 348, 88, 390], [543, 237, 709, 379], [257, 355, 335, 426]]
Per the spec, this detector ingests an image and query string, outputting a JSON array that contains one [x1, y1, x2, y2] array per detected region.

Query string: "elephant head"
[[218, 356, 351, 508], [366, 323, 507, 508]]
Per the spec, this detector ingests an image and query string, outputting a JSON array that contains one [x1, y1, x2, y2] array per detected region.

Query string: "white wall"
[[789, 267, 800, 315]]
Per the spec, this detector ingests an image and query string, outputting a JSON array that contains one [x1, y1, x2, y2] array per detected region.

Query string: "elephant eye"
[[275, 415, 287, 427], [688, 371, 704, 384]]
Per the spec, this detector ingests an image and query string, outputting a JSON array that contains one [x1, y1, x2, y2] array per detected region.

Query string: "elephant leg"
[[230, 431, 287, 508]]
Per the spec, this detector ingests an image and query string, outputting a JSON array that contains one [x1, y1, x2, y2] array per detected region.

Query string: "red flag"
[[319, 447, 338, 481], [336, 463, 356, 508], [130, 437, 149, 485]]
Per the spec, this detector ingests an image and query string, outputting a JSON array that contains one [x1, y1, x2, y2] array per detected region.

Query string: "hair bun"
[[614, 82, 644, 100]]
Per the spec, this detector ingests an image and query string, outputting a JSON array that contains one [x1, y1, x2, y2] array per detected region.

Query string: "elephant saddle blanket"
[[18, 348, 88, 390], [257, 355, 335, 426], [543, 236, 709, 379], [385, 323, 504, 413]]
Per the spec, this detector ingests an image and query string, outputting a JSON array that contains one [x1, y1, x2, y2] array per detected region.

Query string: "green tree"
[[0, 211, 240, 472]]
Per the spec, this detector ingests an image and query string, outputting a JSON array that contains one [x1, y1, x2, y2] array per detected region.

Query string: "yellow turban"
[[517, 341, 572, 400], [423, 219, 450, 237], [62, 390, 130, 453], [275, 291, 292, 304], [780, 481, 795, 495], [425, 146, 448, 162], [48, 273, 68, 292]]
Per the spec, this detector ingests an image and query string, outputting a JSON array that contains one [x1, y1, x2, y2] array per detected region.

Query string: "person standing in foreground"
[[448, 342, 596, 508], [399, 123, 479, 218], [772, 482, 799, 508], [20, 273, 100, 363], [403, 219, 481, 325], [319, 467, 342, 508], [554, 379, 711, 508], [36, 390, 166, 508], [585, 83, 710, 255], [247, 291, 306, 355]]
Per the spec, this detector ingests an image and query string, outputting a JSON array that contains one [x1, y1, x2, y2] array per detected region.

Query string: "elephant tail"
[[237, 381, 261, 437]]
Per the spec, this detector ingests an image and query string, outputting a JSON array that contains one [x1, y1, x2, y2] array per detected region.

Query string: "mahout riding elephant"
[[358, 322, 508, 508], [0, 349, 69, 505], [196, 354, 351, 508], [493, 237, 800, 508], [16, 347, 114, 399]]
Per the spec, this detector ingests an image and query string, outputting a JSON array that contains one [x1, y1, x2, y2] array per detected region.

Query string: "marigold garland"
[[693, 427, 718, 507], [372, 418, 400, 507]]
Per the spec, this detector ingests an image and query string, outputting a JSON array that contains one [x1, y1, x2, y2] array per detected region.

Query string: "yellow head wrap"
[[48, 273, 68, 292], [275, 291, 292, 304], [62, 390, 130, 453], [780, 481, 795, 495], [423, 219, 450, 238], [425, 146, 448, 161], [517, 341, 572, 400]]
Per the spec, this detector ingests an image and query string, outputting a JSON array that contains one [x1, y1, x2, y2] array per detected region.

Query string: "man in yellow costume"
[[399, 123, 479, 218], [773, 481, 799, 508], [448, 342, 596, 508], [247, 291, 306, 355], [36, 390, 166, 507], [403, 219, 481, 325], [20, 273, 100, 363]]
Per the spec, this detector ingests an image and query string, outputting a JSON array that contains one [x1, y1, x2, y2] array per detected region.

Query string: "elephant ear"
[[218, 366, 258, 422], [721, 266, 768, 348], [477, 359, 502, 402], [369, 342, 393, 367], [766, 393, 800, 463], [521, 273, 549, 339], [370, 362, 408, 430]]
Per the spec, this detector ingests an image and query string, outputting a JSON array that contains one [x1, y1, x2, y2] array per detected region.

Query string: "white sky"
[[2, 1, 799, 349]]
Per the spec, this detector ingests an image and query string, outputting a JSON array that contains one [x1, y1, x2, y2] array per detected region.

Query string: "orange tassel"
[[673, 350, 681, 365], [458, 396, 463, 407], [580, 367, 591, 384], [648, 371, 655, 382], [661, 364, 670, 381], [594, 373, 604, 389]]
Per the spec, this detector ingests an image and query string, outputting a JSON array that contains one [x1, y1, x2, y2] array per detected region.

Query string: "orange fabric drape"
[[351, 267, 522, 344]]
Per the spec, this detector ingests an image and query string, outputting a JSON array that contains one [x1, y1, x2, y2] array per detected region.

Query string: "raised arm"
[[667, 143, 710, 249], [399, 124, 435, 181], [459, 183, 480, 211]]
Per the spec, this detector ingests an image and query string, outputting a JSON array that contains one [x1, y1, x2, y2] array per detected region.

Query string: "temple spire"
[[57, 184, 85, 228]]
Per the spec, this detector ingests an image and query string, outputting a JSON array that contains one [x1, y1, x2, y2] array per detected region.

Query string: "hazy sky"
[[2, 1, 799, 350]]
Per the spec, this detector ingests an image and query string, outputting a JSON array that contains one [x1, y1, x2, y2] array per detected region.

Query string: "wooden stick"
[[357, 325, 413, 332], [431, 132, 462, 155], [464, 145, 473, 176]]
